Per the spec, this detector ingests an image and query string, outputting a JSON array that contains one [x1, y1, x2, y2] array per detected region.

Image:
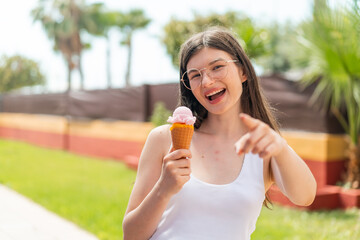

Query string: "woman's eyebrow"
[[208, 58, 224, 65], [187, 58, 225, 71], [187, 69, 199, 74]]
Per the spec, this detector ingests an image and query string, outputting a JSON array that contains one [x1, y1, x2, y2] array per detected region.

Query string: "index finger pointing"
[[239, 113, 260, 131]]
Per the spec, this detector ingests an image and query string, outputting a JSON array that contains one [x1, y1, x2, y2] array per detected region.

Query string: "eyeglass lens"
[[183, 60, 229, 90]]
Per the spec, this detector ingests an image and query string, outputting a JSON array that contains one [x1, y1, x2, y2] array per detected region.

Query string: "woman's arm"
[[122, 125, 191, 240], [235, 113, 317, 206], [270, 145, 317, 206]]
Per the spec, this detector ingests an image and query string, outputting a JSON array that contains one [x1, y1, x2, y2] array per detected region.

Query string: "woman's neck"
[[198, 107, 247, 139]]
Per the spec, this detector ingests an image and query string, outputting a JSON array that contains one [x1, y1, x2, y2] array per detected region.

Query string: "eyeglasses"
[[181, 59, 238, 90]]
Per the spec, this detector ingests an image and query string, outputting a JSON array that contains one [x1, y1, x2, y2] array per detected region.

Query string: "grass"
[[0, 139, 360, 240], [0, 139, 136, 240], [254, 206, 360, 240]]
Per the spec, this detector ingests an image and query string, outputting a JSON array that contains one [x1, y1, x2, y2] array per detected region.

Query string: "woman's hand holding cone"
[[158, 149, 192, 198]]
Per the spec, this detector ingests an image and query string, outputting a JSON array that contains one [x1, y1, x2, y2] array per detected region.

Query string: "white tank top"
[[150, 153, 265, 240]]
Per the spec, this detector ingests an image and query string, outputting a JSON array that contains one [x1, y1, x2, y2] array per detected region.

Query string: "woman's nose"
[[201, 71, 215, 87]]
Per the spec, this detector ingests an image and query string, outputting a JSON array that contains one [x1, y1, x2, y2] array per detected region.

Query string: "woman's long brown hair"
[[178, 26, 279, 208]]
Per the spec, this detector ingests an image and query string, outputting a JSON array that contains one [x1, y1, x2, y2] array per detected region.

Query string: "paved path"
[[0, 185, 99, 240]]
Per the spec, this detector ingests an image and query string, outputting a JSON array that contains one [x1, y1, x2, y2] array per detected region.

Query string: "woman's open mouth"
[[205, 88, 226, 103]]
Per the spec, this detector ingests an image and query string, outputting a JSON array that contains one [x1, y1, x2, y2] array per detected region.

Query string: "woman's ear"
[[240, 69, 247, 83], [241, 74, 247, 83]]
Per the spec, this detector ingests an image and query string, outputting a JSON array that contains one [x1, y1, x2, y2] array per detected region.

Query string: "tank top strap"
[[235, 153, 265, 192]]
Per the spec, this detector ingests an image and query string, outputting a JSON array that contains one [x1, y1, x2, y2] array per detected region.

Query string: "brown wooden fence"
[[0, 75, 344, 133]]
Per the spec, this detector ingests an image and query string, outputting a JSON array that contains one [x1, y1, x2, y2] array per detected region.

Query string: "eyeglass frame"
[[180, 58, 239, 90]]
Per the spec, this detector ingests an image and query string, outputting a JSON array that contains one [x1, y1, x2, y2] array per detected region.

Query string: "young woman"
[[122, 27, 317, 240]]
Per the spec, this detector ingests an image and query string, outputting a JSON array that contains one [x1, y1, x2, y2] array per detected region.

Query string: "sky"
[[0, 0, 313, 93]]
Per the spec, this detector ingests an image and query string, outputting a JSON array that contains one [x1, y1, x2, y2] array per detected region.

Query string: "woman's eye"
[[190, 74, 201, 80], [188, 72, 201, 80], [213, 65, 225, 71]]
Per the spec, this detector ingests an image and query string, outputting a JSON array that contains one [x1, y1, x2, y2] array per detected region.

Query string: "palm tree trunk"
[[125, 34, 132, 87], [106, 34, 112, 89], [78, 53, 84, 90], [67, 60, 72, 92], [343, 91, 360, 189], [346, 142, 360, 189]]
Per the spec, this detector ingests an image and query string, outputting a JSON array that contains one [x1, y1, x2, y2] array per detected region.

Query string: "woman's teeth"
[[206, 89, 224, 98], [206, 89, 226, 101]]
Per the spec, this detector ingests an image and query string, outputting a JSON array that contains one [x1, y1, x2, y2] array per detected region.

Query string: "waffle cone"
[[170, 123, 194, 150]]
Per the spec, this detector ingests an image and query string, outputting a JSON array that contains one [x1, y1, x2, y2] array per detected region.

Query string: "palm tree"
[[85, 3, 119, 88], [298, 0, 360, 188], [32, 0, 93, 91], [116, 9, 151, 87]]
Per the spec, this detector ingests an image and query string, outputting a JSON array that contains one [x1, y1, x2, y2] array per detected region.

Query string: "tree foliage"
[[0, 55, 45, 93], [162, 12, 271, 68], [84, 3, 119, 36], [31, 0, 105, 91], [256, 22, 300, 74], [298, 0, 360, 188], [232, 17, 270, 60], [32, 1, 151, 89], [150, 102, 172, 127]]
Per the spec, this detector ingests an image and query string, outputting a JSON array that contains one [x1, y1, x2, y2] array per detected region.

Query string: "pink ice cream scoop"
[[167, 106, 196, 125]]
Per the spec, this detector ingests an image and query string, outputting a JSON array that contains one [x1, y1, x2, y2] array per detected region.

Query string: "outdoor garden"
[[0, 139, 359, 239], [0, 0, 359, 239]]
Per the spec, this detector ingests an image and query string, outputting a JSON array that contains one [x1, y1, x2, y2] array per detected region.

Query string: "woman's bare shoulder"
[[149, 124, 171, 138], [147, 124, 171, 146], [140, 124, 171, 162]]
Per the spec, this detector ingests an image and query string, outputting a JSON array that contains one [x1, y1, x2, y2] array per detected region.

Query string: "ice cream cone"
[[168, 106, 196, 151], [170, 123, 194, 150]]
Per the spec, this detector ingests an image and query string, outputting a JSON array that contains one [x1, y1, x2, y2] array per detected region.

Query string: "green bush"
[[0, 55, 45, 93], [150, 102, 172, 127]]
